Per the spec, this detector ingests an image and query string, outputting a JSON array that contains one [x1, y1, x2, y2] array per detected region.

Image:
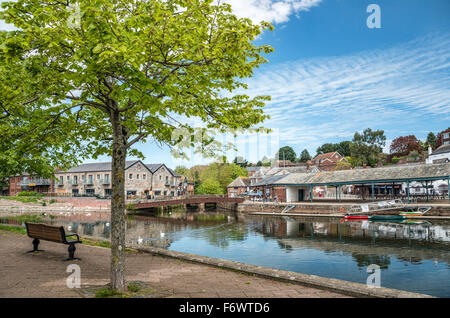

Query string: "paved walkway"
[[0, 230, 349, 298]]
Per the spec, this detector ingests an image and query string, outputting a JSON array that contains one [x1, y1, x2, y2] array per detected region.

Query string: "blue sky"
[[2, 0, 449, 168]]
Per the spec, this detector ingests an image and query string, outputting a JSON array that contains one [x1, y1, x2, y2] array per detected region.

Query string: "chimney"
[[428, 144, 432, 155], [307, 160, 311, 170]]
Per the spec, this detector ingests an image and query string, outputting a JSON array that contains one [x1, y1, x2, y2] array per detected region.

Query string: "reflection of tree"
[[352, 253, 391, 269], [277, 241, 293, 253], [196, 224, 248, 248]]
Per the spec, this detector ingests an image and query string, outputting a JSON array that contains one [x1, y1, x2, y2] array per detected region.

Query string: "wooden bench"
[[25, 222, 82, 260]]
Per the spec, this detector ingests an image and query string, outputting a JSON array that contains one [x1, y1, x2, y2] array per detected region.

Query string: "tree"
[[315, 143, 336, 156], [334, 160, 352, 170], [350, 128, 386, 167], [316, 141, 352, 157], [299, 149, 311, 162], [196, 178, 223, 195], [336, 141, 352, 157], [275, 146, 296, 163], [426, 132, 436, 149], [1, 0, 273, 291], [390, 135, 422, 157], [233, 156, 248, 168]]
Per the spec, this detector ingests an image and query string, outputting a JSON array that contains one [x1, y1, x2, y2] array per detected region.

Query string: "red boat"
[[344, 215, 369, 220]]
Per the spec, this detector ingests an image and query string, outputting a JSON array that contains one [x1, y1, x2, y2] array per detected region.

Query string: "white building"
[[426, 144, 450, 164]]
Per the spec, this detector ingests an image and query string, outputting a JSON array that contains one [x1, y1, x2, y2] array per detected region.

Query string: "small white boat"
[[399, 206, 432, 217]]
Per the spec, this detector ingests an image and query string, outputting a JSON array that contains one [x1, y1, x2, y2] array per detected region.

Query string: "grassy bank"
[[0, 196, 42, 204]]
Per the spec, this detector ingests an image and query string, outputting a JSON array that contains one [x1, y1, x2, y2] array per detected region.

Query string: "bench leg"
[[64, 243, 81, 261], [26, 238, 45, 253]]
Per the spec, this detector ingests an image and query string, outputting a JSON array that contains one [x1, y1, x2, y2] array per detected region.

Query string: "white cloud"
[[238, 34, 450, 155], [223, 0, 322, 24]]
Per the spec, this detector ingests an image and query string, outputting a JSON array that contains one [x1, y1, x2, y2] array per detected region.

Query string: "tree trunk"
[[110, 116, 127, 292]]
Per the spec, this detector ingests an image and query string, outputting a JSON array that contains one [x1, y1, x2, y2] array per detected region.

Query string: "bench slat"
[[25, 222, 65, 243]]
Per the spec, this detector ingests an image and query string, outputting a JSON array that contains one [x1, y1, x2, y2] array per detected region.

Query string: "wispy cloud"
[[223, 0, 322, 24], [239, 34, 450, 155]]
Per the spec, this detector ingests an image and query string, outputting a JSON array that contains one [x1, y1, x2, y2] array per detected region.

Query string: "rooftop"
[[253, 163, 450, 186], [431, 144, 450, 156]]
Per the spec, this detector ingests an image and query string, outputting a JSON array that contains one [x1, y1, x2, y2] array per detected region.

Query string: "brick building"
[[310, 152, 348, 171], [8, 175, 55, 196], [227, 177, 251, 197]]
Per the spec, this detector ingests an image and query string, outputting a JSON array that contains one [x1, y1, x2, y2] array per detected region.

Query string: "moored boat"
[[399, 206, 432, 217], [344, 214, 369, 220], [369, 215, 405, 221]]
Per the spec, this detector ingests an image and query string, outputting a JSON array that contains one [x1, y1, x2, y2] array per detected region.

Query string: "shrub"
[[17, 191, 43, 198]]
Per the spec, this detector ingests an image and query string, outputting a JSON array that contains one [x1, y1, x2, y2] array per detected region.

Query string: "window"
[[166, 176, 169, 183], [127, 190, 136, 196], [136, 174, 139, 180], [59, 176, 63, 184], [129, 174, 133, 180], [159, 175, 162, 180], [97, 174, 100, 180], [105, 189, 112, 196], [82, 175, 85, 180], [73, 176, 78, 184], [86, 189, 95, 196], [88, 175, 93, 184], [143, 174, 146, 180], [67, 176, 70, 181], [104, 174, 109, 182], [72, 189, 79, 195]]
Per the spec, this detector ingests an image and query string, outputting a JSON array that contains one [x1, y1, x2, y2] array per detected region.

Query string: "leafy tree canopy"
[[275, 146, 296, 162], [299, 149, 311, 162], [0, 0, 273, 291], [390, 135, 422, 157], [350, 128, 386, 167]]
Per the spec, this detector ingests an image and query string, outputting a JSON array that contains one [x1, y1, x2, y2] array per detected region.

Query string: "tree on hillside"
[[196, 178, 223, 195], [315, 141, 352, 157], [233, 156, 249, 168], [315, 143, 336, 156], [334, 160, 352, 171], [426, 132, 436, 150], [275, 146, 296, 163], [390, 135, 422, 157], [1, 0, 273, 292], [299, 149, 311, 162], [350, 128, 386, 167]]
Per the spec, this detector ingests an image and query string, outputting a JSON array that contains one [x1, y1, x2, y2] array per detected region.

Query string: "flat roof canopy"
[[253, 163, 450, 187]]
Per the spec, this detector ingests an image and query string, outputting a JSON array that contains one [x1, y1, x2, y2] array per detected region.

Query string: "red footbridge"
[[130, 195, 245, 210]]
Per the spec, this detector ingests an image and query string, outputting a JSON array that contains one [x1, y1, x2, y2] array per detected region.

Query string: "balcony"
[[19, 178, 52, 186], [85, 179, 94, 185], [101, 179, 110, 185]]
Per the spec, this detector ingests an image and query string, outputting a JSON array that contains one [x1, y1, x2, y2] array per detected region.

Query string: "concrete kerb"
[[135, 246, 434, 298]]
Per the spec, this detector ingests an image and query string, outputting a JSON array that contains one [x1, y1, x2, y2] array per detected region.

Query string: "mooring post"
[[426, 180, 429, 202], [407, 180, 410, 203], [372, 183, 374, 202]]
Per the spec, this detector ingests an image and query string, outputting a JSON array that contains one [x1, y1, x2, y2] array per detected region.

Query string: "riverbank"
[[0, 229, 350, 298], [239, 201, 450, 217]]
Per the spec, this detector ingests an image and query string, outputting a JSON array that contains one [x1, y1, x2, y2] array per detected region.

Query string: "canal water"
[[18, 210, 450, 297]]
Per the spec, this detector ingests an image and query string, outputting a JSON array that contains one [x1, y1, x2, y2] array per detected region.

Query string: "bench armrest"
[[65, 233, 81, 242]]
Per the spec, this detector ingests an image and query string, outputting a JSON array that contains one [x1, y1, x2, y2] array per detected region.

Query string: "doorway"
[[298, 189, 304, 202]]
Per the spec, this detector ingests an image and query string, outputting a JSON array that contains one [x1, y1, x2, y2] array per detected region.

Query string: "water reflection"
[[26, 210, 450, 296]]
